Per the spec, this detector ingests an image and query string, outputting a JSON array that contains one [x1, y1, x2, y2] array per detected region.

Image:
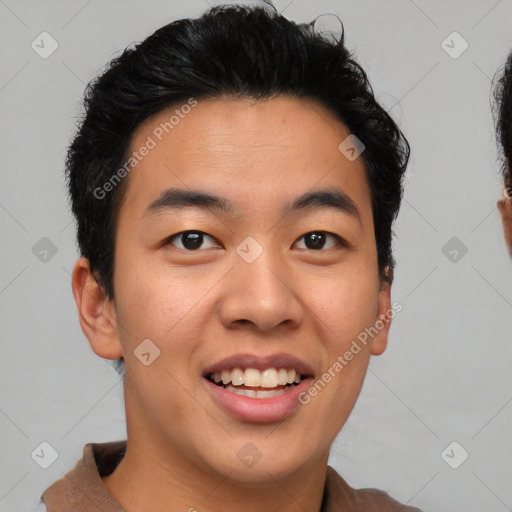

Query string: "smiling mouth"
[[206, 367, 307, 399]]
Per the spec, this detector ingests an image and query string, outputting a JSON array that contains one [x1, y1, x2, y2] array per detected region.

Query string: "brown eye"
[[167, 230, 221, 251], [294, 231, 345, 250]]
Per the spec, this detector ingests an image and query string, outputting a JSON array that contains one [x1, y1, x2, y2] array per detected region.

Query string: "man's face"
[[90, 96, 391, 482]]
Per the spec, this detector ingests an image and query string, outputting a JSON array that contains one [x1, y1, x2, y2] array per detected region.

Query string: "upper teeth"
[[211, 368, 302, 388]]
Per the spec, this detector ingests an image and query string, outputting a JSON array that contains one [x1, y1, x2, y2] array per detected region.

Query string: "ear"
[[370, 276, 392, 356], [497, 197, 512, 255], [71, 257, 123, 360]]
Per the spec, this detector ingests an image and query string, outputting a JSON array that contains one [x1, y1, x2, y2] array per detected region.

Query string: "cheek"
[[113, 260, 216, 368], [309, 267, 379, 347], [113, 263, 180, 346], [311, 274, 378, 421]]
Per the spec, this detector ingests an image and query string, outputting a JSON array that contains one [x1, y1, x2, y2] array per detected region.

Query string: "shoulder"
[[325, 466, 423, 511], [38, 440, 127, 511], [353, 486, 423, 511]]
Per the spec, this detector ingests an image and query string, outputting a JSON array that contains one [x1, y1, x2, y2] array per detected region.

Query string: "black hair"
[[65, 4, 410, 376], [494, 49, 512, 191]]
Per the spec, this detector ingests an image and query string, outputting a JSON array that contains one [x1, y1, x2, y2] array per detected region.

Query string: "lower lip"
[[202, 377, 312, 423]]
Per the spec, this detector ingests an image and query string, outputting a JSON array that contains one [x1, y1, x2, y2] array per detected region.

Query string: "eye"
[[164, 230, 347, 252], [294, 231, 346, 251], [166, 230, 221, 251]]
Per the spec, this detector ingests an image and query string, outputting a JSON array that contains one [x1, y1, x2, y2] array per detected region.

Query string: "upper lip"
[[202, 353, 315, 377]]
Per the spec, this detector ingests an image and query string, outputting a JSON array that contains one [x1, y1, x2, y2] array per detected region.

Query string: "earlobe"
[[370, 277, 392, 356], [71, 257, 123, 360]]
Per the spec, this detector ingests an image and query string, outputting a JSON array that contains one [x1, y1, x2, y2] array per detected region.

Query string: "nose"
[[218, 246, 305, 333]]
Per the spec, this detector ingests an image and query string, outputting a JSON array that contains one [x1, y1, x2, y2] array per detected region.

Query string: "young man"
[[495, 50, 512, 252], [39, 4, 419, 511]]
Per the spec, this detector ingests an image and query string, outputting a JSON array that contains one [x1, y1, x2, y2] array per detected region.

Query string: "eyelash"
[[164, 230, 348, 252]]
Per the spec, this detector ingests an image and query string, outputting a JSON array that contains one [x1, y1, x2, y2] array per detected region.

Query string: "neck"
[[101, 378, 331, 512], [102, 436, 329, 512]]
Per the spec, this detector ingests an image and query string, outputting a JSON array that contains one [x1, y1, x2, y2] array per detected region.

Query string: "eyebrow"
[[143, 187, 362, 223]]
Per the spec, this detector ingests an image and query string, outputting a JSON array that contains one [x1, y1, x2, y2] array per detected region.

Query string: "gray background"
[[1, 0, 512, 510]]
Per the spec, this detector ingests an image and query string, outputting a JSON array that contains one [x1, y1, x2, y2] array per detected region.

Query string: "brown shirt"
[[40, 441, 422, 512]]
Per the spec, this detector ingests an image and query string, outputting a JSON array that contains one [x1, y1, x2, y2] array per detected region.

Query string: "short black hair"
[[494, 49, 512, 191], [65, 4, 410, 376]]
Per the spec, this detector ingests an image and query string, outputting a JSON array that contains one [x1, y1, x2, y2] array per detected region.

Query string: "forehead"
[[117, 95, 371, 222]]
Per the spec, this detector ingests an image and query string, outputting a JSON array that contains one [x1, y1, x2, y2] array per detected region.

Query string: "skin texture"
[[71, 96, 393, 512], [497, 194, 512, 255]]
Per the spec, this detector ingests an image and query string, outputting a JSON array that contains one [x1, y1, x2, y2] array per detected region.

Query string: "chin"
[[203, 441, 317, 486]]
